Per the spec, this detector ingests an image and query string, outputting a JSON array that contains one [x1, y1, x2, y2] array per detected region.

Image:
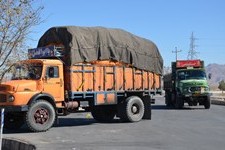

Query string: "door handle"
[[55, 79, 63, 87], [60, 78, 63, 87]]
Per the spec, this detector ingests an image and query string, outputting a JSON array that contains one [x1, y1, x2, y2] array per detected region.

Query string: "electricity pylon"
[[187, 32, 198, 60]]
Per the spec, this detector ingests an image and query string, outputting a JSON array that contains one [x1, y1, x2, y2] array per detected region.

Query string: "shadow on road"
[[152, 104, 205, 110], [3, 118, 98, 134], [3, 117, 124, 134], [55, 117, 124, 128], [151, 105, 171, 110], [3, 126, 32, 134], [55, 118, 96, 127]]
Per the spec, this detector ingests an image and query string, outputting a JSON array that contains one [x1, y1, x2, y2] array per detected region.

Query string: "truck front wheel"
[[26, 100, 56, 132], [204, 96, 211, 109]]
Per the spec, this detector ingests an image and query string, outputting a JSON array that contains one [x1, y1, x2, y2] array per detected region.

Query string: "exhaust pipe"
[[64, 101, 79, 110]]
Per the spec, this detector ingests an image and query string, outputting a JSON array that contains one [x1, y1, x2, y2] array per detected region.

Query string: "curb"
[[2, 138, 36, 150], [211, 100, 225, 106], [211, 96, 225, 106]]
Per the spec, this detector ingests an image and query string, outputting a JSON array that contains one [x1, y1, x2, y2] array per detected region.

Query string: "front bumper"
[[183, 92, 211, 98], [181, 93, 211, 105], [0, 105, 28, 112]]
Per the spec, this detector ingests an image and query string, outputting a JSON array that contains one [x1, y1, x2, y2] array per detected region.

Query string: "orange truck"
[[0, 26, 163, 132]]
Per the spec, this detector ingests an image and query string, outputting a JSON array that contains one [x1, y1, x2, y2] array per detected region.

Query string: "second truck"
[[0, 26, 163, 132], [164, 59, 211, 109]]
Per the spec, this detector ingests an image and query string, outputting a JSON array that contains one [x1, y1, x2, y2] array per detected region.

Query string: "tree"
[[218, 80, 225, 93], [0, 0, 43, 82]]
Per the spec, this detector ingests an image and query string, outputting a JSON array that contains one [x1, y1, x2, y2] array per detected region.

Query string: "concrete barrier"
[[211, 99, 225, 106], [2, 138, 36, 150], [211, 96, 225, 106]]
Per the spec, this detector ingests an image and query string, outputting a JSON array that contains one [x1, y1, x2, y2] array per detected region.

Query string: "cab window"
[[47, 66, 59, 78]]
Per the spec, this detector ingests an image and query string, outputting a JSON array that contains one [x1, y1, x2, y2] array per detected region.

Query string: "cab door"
[[43, 66, 64, 101]]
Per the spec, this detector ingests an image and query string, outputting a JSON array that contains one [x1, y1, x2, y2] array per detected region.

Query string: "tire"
[[171, 93, 176, 107], [117, 100, 127, 121], [26, 100, 56, 132], [142, 96, 152, 120], [204, 96, 211, 109], [4, 112, 25, 130], [91, 105, 116, 122], [175, 94, 184, 109], [119, 96, 145, 122], [165, 92, 172, 107]]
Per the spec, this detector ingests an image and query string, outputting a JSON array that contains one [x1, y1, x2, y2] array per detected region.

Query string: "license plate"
[[193, 93, 200, 96]]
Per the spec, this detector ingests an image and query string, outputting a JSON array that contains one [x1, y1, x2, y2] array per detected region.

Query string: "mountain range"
[[206, 64, 225, 90]]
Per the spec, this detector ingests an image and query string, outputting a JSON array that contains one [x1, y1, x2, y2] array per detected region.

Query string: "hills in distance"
[[206, 63, 225, 90]]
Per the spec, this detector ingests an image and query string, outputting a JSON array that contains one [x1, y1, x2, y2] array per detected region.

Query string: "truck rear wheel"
[[26, 100, 56, 132], [142, 96, 152, 120], [91, 105, 116, 122], [4, 112, 25, 130], [119, 96, 144, 122], [204, 96, 211, 109]]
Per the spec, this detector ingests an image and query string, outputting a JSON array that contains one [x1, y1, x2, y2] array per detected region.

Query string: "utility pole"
[[172, 47, 182, 60], [187, 32, 198, 60]]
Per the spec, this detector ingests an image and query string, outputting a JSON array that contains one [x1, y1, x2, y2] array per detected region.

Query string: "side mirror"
[[208, 73, 212, 80]]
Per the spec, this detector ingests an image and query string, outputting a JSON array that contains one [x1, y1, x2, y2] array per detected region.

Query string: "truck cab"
[[164, 60, 211, 109], [0, 47, 66, 132], [0, 59, 64, 107]]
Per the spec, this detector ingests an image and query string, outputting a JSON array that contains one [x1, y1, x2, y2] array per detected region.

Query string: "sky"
[[29, 0, 225, 67]]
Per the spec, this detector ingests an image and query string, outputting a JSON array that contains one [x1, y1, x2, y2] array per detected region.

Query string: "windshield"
[[177, 69, 206, 80], [11, 63, 43, 80]]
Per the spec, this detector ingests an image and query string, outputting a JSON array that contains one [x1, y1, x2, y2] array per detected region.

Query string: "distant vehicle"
[[164, 60, 210, 109], [0, 26, 163, 132]]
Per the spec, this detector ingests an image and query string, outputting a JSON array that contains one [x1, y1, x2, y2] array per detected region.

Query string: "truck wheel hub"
[[34, 108, 49, 124], [131, 105, 139, 114]]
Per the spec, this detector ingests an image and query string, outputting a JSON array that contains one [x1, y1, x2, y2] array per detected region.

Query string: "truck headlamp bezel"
[[204, 87, 209, 92], [8, 95, 15, 102], [183, 87, 190, 93]]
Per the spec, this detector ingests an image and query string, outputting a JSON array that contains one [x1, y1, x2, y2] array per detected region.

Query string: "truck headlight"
[[200, 87, 209, 93], [204, 87, 209, 92], [183, 87, 190, 93], [8, 95, 15, 102]]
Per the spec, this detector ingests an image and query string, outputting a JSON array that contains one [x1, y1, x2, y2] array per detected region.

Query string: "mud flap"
[[142, 96, 152, 120]]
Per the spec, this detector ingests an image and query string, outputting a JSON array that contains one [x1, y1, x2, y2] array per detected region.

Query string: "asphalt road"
[[3, 96, 225, 150]]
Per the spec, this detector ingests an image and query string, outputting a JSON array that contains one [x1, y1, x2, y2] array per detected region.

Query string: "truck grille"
[[190, 87, 201, 92], [0, 86, 6, 91], [0, 94, 7, 102]]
